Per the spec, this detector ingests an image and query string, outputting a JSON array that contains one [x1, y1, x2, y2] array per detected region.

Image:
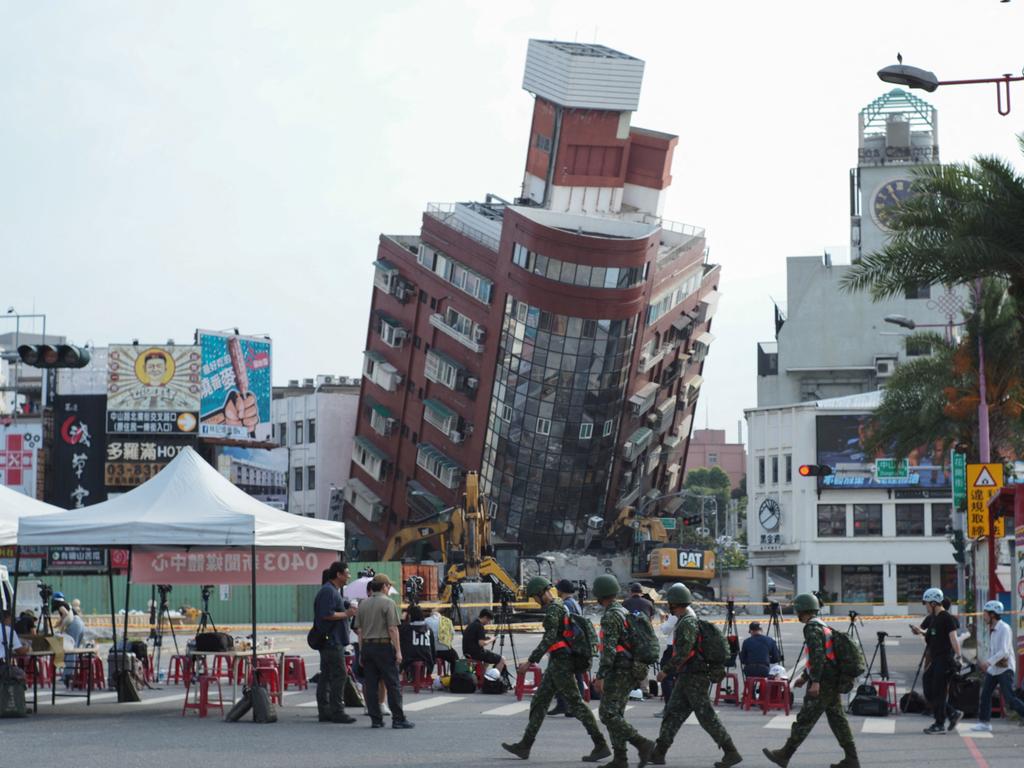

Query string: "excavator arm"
[[381, 519, 453, 562]]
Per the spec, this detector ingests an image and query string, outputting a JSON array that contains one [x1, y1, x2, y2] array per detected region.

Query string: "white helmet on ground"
[[922, 587, 944, 604], [983, 600, 1004, 615], [484, 668, 501, 682]]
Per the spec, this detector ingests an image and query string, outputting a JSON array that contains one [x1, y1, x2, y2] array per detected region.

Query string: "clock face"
[[758, 498, 781, 532], [871, 178, 914, 230]]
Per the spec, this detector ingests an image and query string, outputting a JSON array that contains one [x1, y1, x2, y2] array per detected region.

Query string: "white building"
[[271, 376, 360, 519], [746, 392, 955, 613]]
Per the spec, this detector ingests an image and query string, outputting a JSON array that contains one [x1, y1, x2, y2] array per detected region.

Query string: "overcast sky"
[[2, 1, 1022, 442]]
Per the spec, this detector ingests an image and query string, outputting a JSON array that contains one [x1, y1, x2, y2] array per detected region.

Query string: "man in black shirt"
[[314, 561, 356, 724], [919, 587, 962, 734], [462, 609, 507, 674], [399, 606, 435, 675], [622, 583, 656, 619]]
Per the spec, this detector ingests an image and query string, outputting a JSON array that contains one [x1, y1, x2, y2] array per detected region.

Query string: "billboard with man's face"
[[198, 331, 272, 443], [106, 345, 201, 434]]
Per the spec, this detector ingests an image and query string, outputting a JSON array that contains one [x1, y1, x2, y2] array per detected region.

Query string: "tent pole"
[[119, 546, 133, 700], [250, 544, 257, 672], [3, 547, 20, 661], [108, 556, 118, 681]]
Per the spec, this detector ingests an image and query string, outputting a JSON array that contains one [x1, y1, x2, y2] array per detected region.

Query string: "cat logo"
[[677, 550, 705, 570]]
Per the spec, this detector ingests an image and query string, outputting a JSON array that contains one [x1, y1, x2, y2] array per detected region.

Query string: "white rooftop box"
[[522, 39, 645, 112]]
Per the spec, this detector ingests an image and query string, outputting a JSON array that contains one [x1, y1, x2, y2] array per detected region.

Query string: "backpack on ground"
[[449, 671, 477, 694], [481, 677, 506, 694], [899, 649, 929, 714], [849, 691, 888, 717], [613, 607, 660, 665]]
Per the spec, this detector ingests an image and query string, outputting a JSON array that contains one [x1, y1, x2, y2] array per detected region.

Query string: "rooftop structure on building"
[[344, 40, 720, 557]]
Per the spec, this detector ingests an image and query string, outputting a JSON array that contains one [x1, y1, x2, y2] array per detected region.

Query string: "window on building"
[[817, 504, 847, 537], [277, 422, 287, 446], [307, 466, 316, 490], [707, 452, 719, 466], [895, 504, 925, 535], [307, 419, 316, 444], [499, 403, 513, 422], [536, 417, 551, 436], [758, 457, 765, 485], [424, 349, 462, 390], [905, 283, 931, 300], [906, 337, 932, 357], [771, 456, 779, 484], [294, 467, 303, 492], [897, 564, 931, 603], [603, 419, 614, 437], [931, 503, 952, 536], [841, 565, 883, 602], [579, 423, 593, 440], [294, 420, 303, 445], [852, 504, 882, 536], [536, 133, 552, 152], [784, 454, 792, 483]]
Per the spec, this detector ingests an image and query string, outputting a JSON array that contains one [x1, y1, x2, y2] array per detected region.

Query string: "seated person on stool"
[[399, 606, 435, 675], [462, 609, 507, 674], [740, 621, 780, 680], [423, 608, 459, 667]]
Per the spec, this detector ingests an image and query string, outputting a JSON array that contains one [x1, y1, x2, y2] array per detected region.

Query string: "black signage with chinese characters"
[[48, 546, 108, 571], [50, 396, 108, 509], [104, 436, 193, 487], [107, 410, 198, 434]]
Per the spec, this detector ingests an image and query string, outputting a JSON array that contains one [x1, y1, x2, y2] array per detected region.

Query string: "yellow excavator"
[[381, 472, 529, 605]]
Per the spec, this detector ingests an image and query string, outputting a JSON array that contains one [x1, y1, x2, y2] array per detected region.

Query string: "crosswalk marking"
[[53, 692, 118, 706], [860, 718, 895, 734], [484, 701, 532, 716], [404, 695, 462, 712], [296, 700, 319, 708], [764, 714, 795, 729], [884, 639, 900, 647], [130, 693, 186, 706], [956, 723, 993, 739]]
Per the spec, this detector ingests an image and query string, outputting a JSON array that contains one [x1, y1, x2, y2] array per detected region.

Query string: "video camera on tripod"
[[494, 582, 515, 609], [357, 567, 376, 579], [38, 582, 54, 605], [404, 575, 425, 605]]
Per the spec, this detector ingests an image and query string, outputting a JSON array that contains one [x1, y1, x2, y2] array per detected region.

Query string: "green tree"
[[841, 138, 1024, 316]]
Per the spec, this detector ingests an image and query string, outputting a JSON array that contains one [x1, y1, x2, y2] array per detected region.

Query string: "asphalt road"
[[2, 617, 1021, 768]]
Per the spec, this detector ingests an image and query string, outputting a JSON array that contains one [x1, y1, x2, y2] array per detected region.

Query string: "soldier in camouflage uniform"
[[593, 574, 655, 768], [646, 583, 741, 768], [763, 593, 858, 768], [502, 577, 610, 763]]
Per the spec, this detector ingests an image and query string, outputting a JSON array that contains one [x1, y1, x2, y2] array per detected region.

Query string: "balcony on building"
[[372, 258, 414, 303], [368, 401, 397, 437], [423, 397, 464, 443], [637, 345, 666, 374], [646, 396, 677, 434], [699, 290, 721, 323], [429, 309, 485, 353], [682, 373, 703, 406], [344, 476, 384, 523], [377, 313, 408, 349], [353, 435, 390, 483], [689, 331, 715, 364], [406, 479, 448, 522], [628, 381, 659, 417], [416, 443, 464, 490], [424, 201, 503, 253], [363, 350, 402, 392], [622, 426, 654, 463], [424, 348, 472, 393], [648, 217, 706, 269]]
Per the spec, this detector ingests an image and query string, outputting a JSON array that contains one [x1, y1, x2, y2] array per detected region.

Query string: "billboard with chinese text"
[[815, 415, 949, 491], [0, 423, 43, 498], [107, 345, 201, 434], [198, 331, 272, 442], [131, 548, 337, 585], [104, 436, 193, 487], [51, 395, 107, 508]]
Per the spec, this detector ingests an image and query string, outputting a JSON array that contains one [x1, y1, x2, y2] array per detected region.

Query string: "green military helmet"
[[592, 574, 621, 600], [792, 592, 820, 614], [664, 582, 692, 606], [525, 576, 552, 598]]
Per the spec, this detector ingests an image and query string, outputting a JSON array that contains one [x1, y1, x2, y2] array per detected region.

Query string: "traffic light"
[[681, 513, 702, 526], [798, 464, 833, 477], [18, 344, 91, 368], [950, 528, 967, 565]]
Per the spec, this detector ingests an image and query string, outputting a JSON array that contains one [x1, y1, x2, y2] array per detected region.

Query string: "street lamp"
[[878, 58, 1024, 116]]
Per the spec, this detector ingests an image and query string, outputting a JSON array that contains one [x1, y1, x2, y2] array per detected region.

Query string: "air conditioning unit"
[[393, 328, 408, 344], [875, 356, 897, 378], [466, 377, 479, 390], [393, 284, 410, 303], [450, 431, 464, 444], [386, 417, 398, 433], [473, 326, 487, 343], [646, 412, 659, 428]]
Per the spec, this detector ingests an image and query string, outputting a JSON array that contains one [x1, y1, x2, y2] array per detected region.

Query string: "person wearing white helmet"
[[918, 587, 962, 735], [971, 600, 1024, 732]]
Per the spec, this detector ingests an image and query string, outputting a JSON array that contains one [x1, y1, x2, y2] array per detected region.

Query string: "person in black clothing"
[[622, 583, 656, 618], [919, 587, 962, 735], [740, 621, 781, 679], [462, 609, 507, 673], [399, 606, 435, 675], [314, 561, 356, 724]]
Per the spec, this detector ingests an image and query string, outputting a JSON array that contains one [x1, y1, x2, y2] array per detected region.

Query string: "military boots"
[[501, 740, 532, 760]]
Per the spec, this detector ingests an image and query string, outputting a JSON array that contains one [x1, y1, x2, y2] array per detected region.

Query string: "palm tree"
[[841, 137, 1024, 317]]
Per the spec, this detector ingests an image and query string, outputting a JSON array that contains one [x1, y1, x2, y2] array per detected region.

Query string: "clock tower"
[[850, 89, 939, 262]]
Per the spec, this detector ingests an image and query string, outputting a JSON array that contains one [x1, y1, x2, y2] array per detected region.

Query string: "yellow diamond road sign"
[[967, 463, 1004, 539]]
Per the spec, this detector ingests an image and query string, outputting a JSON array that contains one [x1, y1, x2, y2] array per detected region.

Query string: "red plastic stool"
[[515, 664, 543, 701], [402, 661, 433, 693], [283, 656, 308, 690], [762, 679, 791, 715], [345, 655, 354, 676], [581, 671, 592, 703], [182, 674, 224, 718], [249, 665, 282, 705], [873, 681, 898, 713], [714, 672, 740, 705], [741, 677, 766, 710], [211, 654, 235, 682], [435, 658, 450, 678], [69, 656, 96, 690], [167, 654, 190, 684]]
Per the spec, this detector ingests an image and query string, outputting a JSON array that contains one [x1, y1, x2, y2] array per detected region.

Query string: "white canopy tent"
[[0, 484, 61, 546], [17, 447, 345, 550], [15, 448, 345, 710]]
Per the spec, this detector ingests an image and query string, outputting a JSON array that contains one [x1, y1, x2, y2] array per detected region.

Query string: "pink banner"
[[130, 548, 338, 585]]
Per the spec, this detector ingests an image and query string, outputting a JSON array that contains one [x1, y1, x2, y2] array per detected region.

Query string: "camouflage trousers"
[[658, 674, 735, 752], [783, 679, 855, 754], [598, 664, 648, 753], [522, 658, 604, 745]]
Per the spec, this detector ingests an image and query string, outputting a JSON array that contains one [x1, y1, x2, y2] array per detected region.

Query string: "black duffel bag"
[[899, 690, 928, 714], [849, 693, 889, 717], [195, 632, 234, 652]]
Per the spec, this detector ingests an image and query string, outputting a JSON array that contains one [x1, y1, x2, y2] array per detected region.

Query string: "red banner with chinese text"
[[130, 548, 337, 585]]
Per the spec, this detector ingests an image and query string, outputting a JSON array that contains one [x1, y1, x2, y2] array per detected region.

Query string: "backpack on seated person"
[[613, 606, 660, 665]]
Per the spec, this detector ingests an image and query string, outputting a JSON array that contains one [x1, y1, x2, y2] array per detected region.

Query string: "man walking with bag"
[[501, 577, 610, 763], [314, 561, 356, 724]]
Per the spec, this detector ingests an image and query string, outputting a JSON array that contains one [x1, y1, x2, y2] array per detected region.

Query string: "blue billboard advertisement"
[[198, 331, 273, 442]]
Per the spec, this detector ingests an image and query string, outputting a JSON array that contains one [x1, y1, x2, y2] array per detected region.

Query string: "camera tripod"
[[35, 586, 56, 636], [151, 584, 181, 681], [864, 631, 898, 682], [196, 585, 218, 634], [492, 590, 519, 687], [766, 600, 786, 664]]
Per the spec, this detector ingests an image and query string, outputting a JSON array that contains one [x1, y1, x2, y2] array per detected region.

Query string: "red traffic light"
[[18, 344, 91, 369], [799, 464, 833, 477]]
